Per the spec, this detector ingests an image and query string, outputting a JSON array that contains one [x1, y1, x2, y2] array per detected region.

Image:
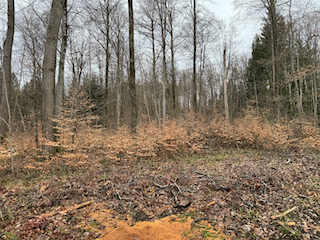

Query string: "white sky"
[[213, 0, 262, 55]]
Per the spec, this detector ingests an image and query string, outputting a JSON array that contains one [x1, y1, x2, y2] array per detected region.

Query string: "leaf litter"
[[0, 150, 320, 239]]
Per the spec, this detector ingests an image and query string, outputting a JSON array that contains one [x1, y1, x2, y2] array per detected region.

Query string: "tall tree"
[[128, 0, 137, 132], [86, 0, 120, 128], [0, 0, 14, 141], [42, 0, 64, 154], [223, 46, 229, 120], [192, 0, 197, 110], [155, 0, 168, 122], [55, 0, 68, 116], [137, 0, 159, 124]]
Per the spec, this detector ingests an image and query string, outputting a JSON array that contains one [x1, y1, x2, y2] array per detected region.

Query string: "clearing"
[[1, 149, 320, 239]]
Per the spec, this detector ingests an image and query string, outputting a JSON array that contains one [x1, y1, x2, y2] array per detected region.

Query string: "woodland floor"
[[1, 149, 320, 239]]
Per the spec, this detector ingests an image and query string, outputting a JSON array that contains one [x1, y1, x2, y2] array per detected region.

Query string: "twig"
[[195, 171, 215, 184], [172, 190, 178, 204], [260, 181, 269, 188], [172, 182, 182, 194], [270, 169, 279, 177], [0, 209, 4, 221], [126, 177, 133, 188], [186, 189, 195, 193], [271, 206, 297, 219], [115, 189, 132, 201], [154, 183, 169, 188], [230, 164, 235, 173]]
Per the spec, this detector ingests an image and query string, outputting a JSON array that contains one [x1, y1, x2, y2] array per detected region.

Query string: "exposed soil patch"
[[1, 150, 320, 239]]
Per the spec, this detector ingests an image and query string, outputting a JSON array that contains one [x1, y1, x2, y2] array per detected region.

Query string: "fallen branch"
[[0, 209, 3, 221], [37, 201, 92, 218], [271, 206, 297, 219], [154, 183, 169, 188], [195, 171, 215, 183]]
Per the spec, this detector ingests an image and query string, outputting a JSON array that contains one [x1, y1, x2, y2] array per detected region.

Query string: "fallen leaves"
[[1, 151, 320, 239]]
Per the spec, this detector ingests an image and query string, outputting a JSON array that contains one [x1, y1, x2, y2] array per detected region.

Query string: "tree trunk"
[[42, 0, 64, 155], [104, 1, 110, 129], [223, 46, 229, 120], [253, 75, 259, 116], [192, 0, 197, 110], [151, 18, 158, 124], [128, 0, 137, 132], [313, 73, 318, 125], [169, 12, 176, 115], [159, 0, 167, 122], [0, 0, 14, 140], [116, 30, 122, 128], [297, 54, 303, 121], [55, 0, 67, 116], [313, 40, 318, 125]]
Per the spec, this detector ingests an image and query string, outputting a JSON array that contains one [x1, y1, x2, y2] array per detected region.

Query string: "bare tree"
[[85, 0, 120, 128], [55, 0, 68, 116], [137, 0, 159, 124], [192, 0, 197, 110], [42, 0, 64, 154], [155, 0, 168, 122], [111, 3, 126, 127], [0, 0, 14, 141], [128, 0, 137, 132], [223, 46, 229, 120]]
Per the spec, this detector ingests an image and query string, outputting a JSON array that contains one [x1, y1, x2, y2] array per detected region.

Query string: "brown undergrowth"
[[1, 111, 319, 169]]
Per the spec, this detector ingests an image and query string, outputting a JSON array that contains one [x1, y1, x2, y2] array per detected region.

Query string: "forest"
[[1, 0, 320, 239]]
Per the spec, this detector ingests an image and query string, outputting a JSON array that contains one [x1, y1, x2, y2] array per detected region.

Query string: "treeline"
[[0, 0, 319, 148]]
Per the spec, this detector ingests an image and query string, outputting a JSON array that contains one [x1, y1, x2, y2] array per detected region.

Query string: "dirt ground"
[[1, 149, 320, 239]]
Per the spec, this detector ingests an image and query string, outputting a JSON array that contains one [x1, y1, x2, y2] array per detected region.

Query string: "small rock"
[[83, 232, 90, 238]]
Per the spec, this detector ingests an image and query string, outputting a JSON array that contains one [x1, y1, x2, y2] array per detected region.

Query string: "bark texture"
[[42, 0, 64, 154], [128, 0, 137, 132], [0, 0, 14, 140]]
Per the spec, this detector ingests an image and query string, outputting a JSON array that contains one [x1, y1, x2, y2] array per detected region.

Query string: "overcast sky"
[[213, 0, 261, 55]]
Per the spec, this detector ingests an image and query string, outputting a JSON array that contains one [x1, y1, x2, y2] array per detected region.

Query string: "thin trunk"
[[128, 0, 137, 132], [116, 33, 122, 128], [104, 2, 110, 129], [314, 73, 318, 125], [55, 0, 67, 116], [13, 46, 25, 131], [139, 58, 150, 122], [285, 57, 293, 114], [314, 40, 318, 125], [160, 0, 167, 122], [199, 47, 205, 113], [223, 46, 229, 120], [192, 0, 197, 109], [253, 75, 259, 116], [151, 18, 158, 124], [31, 40, 39, 148], [297, 54, 303, 119], [169, 13, 176, 115]]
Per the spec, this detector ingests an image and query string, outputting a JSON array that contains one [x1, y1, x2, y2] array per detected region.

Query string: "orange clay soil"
[[81, 204, 229, 240]]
